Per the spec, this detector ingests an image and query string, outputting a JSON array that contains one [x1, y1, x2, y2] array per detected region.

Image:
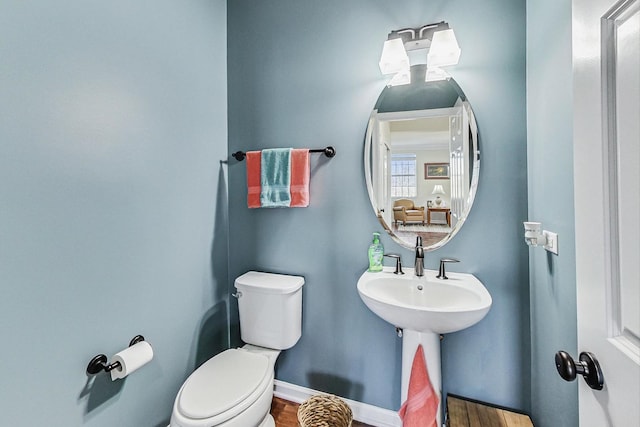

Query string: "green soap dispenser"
[[368, 232, 384, 272]]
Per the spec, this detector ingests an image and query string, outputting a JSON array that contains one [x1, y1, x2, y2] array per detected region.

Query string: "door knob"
[[555, 350, 604, 390]]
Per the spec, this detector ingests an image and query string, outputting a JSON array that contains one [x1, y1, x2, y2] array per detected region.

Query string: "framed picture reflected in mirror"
[[424, 163, 450, 179]]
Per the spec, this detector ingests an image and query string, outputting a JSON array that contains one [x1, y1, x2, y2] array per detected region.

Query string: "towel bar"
[[232, 146, 336, 161]]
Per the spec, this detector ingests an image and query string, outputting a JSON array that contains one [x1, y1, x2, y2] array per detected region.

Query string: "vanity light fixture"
[[379, 21, 461, 86]]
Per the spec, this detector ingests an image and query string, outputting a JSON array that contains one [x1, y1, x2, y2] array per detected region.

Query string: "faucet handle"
[[415, 236, 423, 247], [437, 257, 460, 280], [383, 254, 404, 275]]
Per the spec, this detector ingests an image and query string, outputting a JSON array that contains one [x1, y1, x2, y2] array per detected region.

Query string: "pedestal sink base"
[[401, 330, 442, 426]]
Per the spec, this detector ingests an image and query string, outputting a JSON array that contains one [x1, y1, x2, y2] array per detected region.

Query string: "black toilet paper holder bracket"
[[86, 335, 145, 375]]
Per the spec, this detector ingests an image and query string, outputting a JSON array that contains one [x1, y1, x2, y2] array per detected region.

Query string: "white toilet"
[[170, 271, 304, 427]]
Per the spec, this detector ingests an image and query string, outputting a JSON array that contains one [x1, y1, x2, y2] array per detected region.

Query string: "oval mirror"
[[364, 66, 479, 250]]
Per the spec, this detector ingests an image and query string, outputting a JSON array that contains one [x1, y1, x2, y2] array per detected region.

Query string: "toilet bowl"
[[170, 347, 279, 427], [170, 271, 304, 427]]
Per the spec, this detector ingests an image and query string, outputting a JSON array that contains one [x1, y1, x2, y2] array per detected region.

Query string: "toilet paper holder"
[[86, 335, 145, 375]]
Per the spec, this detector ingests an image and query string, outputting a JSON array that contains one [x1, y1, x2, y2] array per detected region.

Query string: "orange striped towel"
[[398, 344, 439, 427], [290, 149, 310, 207], [246, 151, 261, 208]]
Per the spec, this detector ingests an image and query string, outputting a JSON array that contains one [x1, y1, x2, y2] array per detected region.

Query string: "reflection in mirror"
[[365, 67, 479, 250]]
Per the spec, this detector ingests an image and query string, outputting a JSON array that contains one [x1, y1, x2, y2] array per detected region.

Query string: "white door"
[[573, 0, 640, 425]]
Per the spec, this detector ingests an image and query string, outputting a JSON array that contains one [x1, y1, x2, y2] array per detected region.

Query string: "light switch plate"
[[543, 230, 558, 255]]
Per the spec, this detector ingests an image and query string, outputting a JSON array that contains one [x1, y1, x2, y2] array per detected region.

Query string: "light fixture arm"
[[395, 28, 416, 41], [418, 22, 446, 39], [386, 21, 450, 51]]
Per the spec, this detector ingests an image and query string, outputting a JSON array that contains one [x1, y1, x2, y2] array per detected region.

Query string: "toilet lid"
[[177, 349, 270, 419]]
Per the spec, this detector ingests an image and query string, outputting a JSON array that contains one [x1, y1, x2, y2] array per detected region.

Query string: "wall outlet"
[[543, 230, 558, 255]]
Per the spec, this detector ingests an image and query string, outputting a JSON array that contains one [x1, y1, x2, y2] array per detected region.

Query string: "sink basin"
[[357, 267, 492, 333]]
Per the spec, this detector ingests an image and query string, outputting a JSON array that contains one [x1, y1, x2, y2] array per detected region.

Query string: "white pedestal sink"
[[357, 267, 492, 426]]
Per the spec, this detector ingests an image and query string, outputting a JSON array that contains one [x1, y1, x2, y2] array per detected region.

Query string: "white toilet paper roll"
[[110, 341, 153, 381]]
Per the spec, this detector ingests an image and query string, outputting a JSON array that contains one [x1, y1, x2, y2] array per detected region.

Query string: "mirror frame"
[[364, 76, 480, 250]]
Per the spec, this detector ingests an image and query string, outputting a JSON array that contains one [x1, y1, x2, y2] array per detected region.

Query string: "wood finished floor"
[[271, 397, 373, 427]]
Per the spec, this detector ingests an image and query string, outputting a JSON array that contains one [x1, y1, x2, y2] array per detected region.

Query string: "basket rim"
[[297, 394, 354, 427]]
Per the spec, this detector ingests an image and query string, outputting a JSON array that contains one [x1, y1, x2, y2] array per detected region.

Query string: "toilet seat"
[[173, 349, 272, 426]]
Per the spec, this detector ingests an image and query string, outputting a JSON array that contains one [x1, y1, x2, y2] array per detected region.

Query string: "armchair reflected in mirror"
[[393, 199, 425, 225]]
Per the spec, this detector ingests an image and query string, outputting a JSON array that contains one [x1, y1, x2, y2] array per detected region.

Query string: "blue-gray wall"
[[0, 1, 228, 426], [526, 0, 579, 426], [228, 0, 530, 412]]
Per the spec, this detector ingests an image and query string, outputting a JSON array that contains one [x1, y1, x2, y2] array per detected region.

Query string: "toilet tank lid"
[[235, 271, 304, 294]]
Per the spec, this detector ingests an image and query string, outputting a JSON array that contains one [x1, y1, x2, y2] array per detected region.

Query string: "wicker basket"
[[297, 394, 353, 427]]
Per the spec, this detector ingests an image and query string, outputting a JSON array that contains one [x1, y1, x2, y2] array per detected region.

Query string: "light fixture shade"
[[388, 69, 411, 86], [427, 29, 461, 68], [432, 184, 446, 195], [379, 38, 410, 75], [425, 66, 450, 82]]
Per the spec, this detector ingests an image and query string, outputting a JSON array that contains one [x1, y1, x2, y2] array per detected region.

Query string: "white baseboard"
[[273, 380, 402, 427]]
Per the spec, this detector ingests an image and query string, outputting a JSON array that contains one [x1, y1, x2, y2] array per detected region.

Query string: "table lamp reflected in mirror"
[[432, 185, 446, 206]]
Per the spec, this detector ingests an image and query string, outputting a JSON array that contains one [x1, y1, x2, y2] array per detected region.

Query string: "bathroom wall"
[[0, 1, 228, 425], [228, 0, 530, 413], [526, 0, 579, 426]]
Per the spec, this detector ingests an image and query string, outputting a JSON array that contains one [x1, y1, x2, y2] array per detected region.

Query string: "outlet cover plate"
[[543, 230, 558, 255]]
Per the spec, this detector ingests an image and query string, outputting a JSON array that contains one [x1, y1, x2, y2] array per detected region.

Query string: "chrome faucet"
[[414, 236, 424, 277]]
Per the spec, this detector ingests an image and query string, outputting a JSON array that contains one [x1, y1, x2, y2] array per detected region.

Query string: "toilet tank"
[[234, 271, 304, 350]]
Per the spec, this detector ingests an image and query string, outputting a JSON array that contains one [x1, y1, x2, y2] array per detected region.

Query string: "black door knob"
[[555, 350, 604, 390]]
